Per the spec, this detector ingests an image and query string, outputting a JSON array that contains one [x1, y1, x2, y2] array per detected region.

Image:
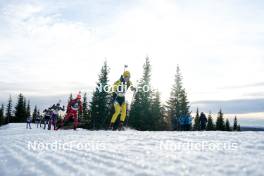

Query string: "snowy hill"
[[0, 124, 264, 176]]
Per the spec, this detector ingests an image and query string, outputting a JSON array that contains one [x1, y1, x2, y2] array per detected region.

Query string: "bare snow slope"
[[0, 124, 264, 176]]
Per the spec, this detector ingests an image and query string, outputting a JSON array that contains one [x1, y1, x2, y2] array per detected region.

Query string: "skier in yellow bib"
[[109, 70, 135, 130]]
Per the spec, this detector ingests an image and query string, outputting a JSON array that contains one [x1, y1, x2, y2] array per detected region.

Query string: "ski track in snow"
[[0, 124, 264, 176]]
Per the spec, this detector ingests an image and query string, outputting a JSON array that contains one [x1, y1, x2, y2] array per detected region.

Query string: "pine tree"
[[0, 104, 4, 126], [23, 98, 27, 122], [225, 118, 231, 131], [78, 103, 83, 121], [216, 109, 225, 131], [237, 124, 241, 131], [26, 100, 31, 118], [150, 91, 166, 130], [193, 108, 200, 130], [206, 111, 215, 131], [5, 95, 12, 124], [166, 65, 190, 130], [233, 116, 238, 131], [90, 61, 111, 129], [129, 57, 153, 130], [82, 93, 91, 128], [161, 105, 169, 130], [32, 106, 38, 123], [180, 89, 190, 117], [14, 94, 27, 122], [37, 110, 40, 121]]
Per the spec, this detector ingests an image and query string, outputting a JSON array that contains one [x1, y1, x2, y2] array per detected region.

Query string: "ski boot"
[[118, 122, 124, 131], [109, 123, 114, 130], [73, 123, 78, 130], [48, 123, 51, 130]]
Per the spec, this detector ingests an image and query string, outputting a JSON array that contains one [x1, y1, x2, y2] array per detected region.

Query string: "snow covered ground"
[[0, 124, 264, 176]]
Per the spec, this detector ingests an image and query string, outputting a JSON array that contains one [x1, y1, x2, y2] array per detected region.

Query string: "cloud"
[[245, 92, 264, 98], [0, 81, 95, 96], [191, 98, 264, 114], [0, 1, 101, 85], [219, 82, 264, 89]]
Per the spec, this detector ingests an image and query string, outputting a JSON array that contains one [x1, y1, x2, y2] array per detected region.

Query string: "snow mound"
[[0, 123, 264, 176]]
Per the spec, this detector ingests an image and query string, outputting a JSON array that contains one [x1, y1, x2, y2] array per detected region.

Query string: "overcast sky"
[[0, 0, 263, 117]]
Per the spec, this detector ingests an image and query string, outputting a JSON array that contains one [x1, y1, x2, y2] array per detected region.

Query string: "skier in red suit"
[[60, 93, 82, 130]]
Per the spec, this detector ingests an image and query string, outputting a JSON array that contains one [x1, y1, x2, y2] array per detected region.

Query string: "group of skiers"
[[26, 69, 134, 131], [26, 93, 83, 130], [42, 101, 65, 130]]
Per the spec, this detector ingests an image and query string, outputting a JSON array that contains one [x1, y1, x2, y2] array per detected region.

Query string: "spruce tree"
[[206, 111, 215, 131], [26, 100, 31, 118], [237, 124, 241, 131], [193, 108, 200, 130], [5, 95, 12, 124], [78, 103, 83, 121], [233, 116, 238, 131], [216, 109, 225, 131], [129, 57, 153, 130], [225, 118, 231, 131], [14, 94, 27, 122], [37, 110, 40, 121], [166, 65, 190, 130], [160, 105, 169, 130], [180, 89, 190, 117], [150, 91, 166, 130], [90, 61, 111, 129], [0, 104, 4, 126], [32, 106, 38, 123], [82, 93, 91, 128]]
